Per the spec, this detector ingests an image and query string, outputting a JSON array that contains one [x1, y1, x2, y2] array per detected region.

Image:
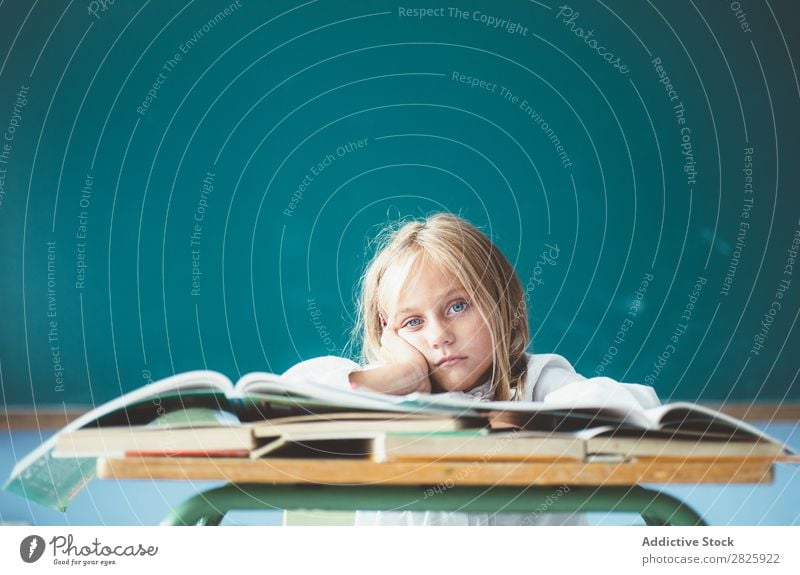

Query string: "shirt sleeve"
[[280, 355, 363, 391], [531, 354, 661, 410]]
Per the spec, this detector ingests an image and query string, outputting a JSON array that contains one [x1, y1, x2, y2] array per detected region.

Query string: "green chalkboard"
[[0, 0, 798, 407]]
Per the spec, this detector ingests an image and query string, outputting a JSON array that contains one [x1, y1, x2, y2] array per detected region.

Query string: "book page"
[[644, 402, 796, 452], [234, 371, 423, 412], [3, 370, 234, 511], [398, 392, 648, 425]]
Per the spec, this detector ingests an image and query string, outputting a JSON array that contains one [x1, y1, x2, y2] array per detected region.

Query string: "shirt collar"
[[440, 374, 523, 402], [440, 377, 495, 401]]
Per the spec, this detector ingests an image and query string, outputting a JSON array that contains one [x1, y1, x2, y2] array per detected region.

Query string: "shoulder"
[[525, 352, 577, 375], [525, 352, 581, 387], [283, 355, 361, 374], [521, 352, 582, 401], [522, 351, 661, 409], [281, 355, 363, 390]]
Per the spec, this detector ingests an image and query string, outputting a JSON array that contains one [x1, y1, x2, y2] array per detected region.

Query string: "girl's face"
[[381, 258, 495, 393]]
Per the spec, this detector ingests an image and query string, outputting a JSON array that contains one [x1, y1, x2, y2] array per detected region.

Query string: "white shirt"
[[280, 352, 661, 526]]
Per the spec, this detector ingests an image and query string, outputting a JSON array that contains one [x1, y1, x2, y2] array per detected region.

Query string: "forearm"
[[348, 362, 428, 395]]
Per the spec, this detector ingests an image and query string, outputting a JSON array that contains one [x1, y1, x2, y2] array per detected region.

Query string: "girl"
[[282, 212, 660, 525]]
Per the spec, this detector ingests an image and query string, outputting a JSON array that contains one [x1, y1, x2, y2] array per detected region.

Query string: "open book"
[[400, 392, 797, 451], [3, 369, 423, 511], [5, 367, 797, 511]]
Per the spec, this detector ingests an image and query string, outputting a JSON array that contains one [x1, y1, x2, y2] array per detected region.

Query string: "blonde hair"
[[346, 212, 530, 401]]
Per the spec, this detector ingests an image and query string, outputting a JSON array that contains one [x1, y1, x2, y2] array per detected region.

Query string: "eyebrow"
[[394, 289, 465, 316]]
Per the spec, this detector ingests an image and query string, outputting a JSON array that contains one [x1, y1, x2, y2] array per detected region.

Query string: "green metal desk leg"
[[619, 487, 707, 526], [161, 483, 706, 526], [540, 485, 706, 526], [196, 514, 225, 526]]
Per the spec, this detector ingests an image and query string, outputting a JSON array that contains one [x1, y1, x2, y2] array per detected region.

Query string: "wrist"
[[406, 362, 429, 386], [349, 362, 428, 395]]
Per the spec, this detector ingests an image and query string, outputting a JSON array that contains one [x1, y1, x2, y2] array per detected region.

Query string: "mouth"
[[437, 356, 466, 367]]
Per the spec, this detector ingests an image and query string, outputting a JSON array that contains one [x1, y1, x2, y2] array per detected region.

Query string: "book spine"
[[123, 449, 250, 458]]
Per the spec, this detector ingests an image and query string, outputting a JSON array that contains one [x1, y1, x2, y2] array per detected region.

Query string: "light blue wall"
[[0, 431, 283, 526], [3, 423, 798, 526], [601, 421, 800, 526]]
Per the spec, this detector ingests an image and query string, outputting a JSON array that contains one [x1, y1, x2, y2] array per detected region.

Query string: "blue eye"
[[401, 301, 468, 329], [450, 301, 468, 313]]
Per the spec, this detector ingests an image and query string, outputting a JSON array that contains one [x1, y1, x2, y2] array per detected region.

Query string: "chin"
[[434, 378, 475, 393]]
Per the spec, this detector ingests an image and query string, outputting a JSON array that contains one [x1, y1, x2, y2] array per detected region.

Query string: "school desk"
[[95, 454, 791, 526]]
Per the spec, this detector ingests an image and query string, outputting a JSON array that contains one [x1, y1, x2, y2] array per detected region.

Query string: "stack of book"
[[4, 368, 797, 511], [51, 404, 792, 463]]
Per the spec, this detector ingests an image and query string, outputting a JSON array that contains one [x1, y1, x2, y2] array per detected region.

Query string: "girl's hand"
[[377, 321, 431, 393]]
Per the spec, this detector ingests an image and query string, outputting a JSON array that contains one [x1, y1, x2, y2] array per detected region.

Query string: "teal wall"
[[0, 0, 798, 406]]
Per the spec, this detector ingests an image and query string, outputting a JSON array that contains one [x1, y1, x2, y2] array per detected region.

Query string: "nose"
[[426, 316, 455, 348]]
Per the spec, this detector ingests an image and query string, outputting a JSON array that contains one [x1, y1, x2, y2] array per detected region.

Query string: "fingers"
[[380, 320, 399, 342]]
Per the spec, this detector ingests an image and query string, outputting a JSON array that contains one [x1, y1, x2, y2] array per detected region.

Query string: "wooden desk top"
[[97, 456, 780, 486]]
